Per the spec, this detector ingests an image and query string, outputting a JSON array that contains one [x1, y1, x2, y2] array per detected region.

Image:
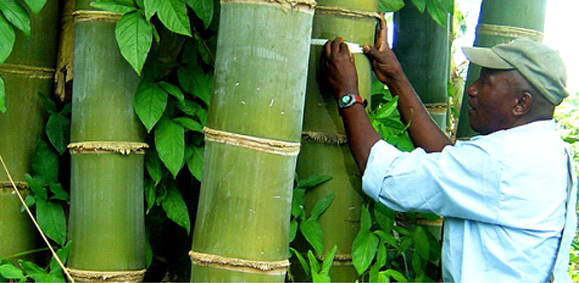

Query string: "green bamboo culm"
[[296, 0, 377, 280], [455, 0, 547, 139], [0, 0, 60, 264], [66, 1, 147, 281], [392, 0, 451, 131], [189, 0, 315, 281]]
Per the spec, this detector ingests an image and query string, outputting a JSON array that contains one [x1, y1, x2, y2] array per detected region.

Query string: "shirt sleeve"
[[362, 140, 502, 223]]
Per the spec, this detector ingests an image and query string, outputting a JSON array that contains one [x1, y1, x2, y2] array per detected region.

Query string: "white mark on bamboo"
[[349, 206, 356, 210], [235, 82, 240, 86], [272, 195, 281, 199], [241, 101, 245, 105], [269, 99, 274, 107], [281, 111, 285, 115]]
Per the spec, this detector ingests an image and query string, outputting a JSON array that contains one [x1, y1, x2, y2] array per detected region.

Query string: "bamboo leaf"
[[379, 0, 404, 12], [38, 92, 57, 114], [0, 77, 5, 113], [0, 0, 31, 38], [161, 184, 191, 234], [48, 183, 69, 202], [23, 0, 48, 15], [116, 11, 153, 75], [289, 218, 298, 242], [300, 218, 324, 256], [186, 145, 203, 181], [320, 245, 337, 274], [291, 188, 306, 219], [412, 226, 430, 259], [144, 0, 158, 21], [157, 0, 191, 36], [134, 82, 168, 132], [441, 0, 453, 14], [426, 0, 447, 27], [144, 178, 155, 213], [0, 13, 16, 66], [176, 99, 203, 117], [373, 230, 398, 248], [36, 199, 66, 245], [25, 174, 46, 201], [297, 175, 332, 190], [46, 113, 71, 155], [381, 269, 408, 282], [155, 117, 185, 178], [90, 0, 137, 14], [360, 204, 372, 231], [173, 117, 203, 133], [289, 247, 310, 278], [31, 140, 59, 184], [374, 203, 395, 232], [411, 0, 426, 12], [18, 260, 48, 282], [159, 81, 184, 101], [352, 229, 379, 275], [374, 241, 387, 269], [177, 64, 211, 105], [0, 263, 24, 279], [186, 0, 213, 29], [145, 149, 163, 185], [307, 250, 320, 274], [309, 193, 334, 220]]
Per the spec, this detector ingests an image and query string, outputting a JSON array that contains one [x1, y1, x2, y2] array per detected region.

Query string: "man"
[[322, 14, 577, 282]]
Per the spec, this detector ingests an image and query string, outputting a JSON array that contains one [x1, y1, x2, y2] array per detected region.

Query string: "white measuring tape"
[[311, 38, 364, 53]]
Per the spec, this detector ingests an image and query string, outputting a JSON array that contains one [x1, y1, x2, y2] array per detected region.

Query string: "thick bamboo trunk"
[[392, 0, 451, 130], [66, 1, 146, 281], [296, 0, 377, 280], [189, 0, 314, 281], [0, 0, 60, 263], [456, 0, 547, 139]]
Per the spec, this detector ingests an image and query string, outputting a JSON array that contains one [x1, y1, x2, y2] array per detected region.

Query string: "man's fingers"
[[376, 13, 388, 51]]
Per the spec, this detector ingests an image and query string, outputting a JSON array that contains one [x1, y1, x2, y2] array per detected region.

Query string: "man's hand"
[[321, 37, 360, 101], [363, 13, 405, 87]]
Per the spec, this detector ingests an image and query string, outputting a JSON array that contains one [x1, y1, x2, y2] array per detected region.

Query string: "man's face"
[[466, 68, 519, 135]]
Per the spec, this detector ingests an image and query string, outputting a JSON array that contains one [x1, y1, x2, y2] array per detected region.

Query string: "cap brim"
[[462, 46, 514, 70]]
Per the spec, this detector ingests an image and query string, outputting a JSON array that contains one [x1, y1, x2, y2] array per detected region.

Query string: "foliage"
[[379, 0, 454, 27], [0, 242, 70, 283], [0, 0, 50, 112]]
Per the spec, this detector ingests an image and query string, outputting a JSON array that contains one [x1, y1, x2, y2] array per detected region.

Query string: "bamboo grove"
[[0, 0, 554, 282]]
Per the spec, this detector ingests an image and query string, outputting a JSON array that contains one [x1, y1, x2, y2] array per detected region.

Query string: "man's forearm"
[[340, 103, 382, 174]]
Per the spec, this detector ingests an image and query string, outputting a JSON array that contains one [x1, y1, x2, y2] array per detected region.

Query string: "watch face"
[[341, 95, 352, 104]]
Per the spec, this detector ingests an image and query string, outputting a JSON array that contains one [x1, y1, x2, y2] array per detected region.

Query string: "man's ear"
[[513, 91, 532, 116]]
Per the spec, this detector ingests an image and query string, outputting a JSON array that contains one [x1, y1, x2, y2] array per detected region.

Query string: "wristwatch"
[[338, 94, 364, 109]]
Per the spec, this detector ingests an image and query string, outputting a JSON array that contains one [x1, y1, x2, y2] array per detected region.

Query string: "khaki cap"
[[462, 38, 569, 105]]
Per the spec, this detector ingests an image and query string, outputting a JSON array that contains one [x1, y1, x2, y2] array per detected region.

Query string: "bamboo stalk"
[[455, 0, 547, 140], [66, 1, 146, 280], [189, 0, 315, 281], [296, 0, 377, 280], [0, 0, 60, 263]]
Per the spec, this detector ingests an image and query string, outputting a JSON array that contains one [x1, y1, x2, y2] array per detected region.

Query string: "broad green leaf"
[[0, 13, 15, 66], [49, 183, 69, 202], [38, 92, 57, 114], [18, 260, 48, 282], [382, 269, 408, 282], [297, 175, 332, 190], [186, 0, 213, 29], [144, 0, 158, 20], [186, 145, 203, 181], [0, 263, 24, 279], [177, 64, 211, 105], [197, 35, 217, 66], [46, 114, 71, 155], [411, 0, 426, 12], [145, 149, 163, 185], [309, 193, 334, 220], [374, 242, 387, 269], [379, 0, 404, 12], [176, 99, 203, 117], [289, 247, 310, 278], [360, 204, 372, 231], [289, 218, 298, 242], [442, 0, 454, 15], [320, 245, 337, 274], [36, 199, 66, 245], [398, 235, 412, 255], [49, 241, 71, 271], [31, 140, 59, 184], [426, 0, 447, 27], [155, 117, 185, 178], [23, 0, 48, 15], [307, 250, 320, 274], [373, 230, 398, 248], [291, 188, 306, 219], [144, 178, 156, 214], [159, 81, 184, 101], [373, 97, 398, 119], [312, 271, 331, 282], [23, 194, 35, 210], [157, 0, 191, 36], [155, 182, 167, 205], [145, 237, 153, 268], [161, 184, 191, 234], [0, 0, 31, 38], [134, 82, 168, 132], [300, 218, 324, 256], [352, 229, 379, 275], [173, 117, 203, 133], [90, 1, 137, 14], [116, 11, 153, 75], [47, 267, 65, 283], [412, 226, 430, 259], [0, 77, 5, 112], [374, 203, 395, 232]]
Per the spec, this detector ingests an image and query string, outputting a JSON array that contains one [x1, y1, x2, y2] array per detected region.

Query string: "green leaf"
[[0, 13, 15, 66], [143, 0, 158, 20], [116, 11, 153, 75], [186, 145, 203, 182], [289, 247, 310, 278], [186, 0, 213, 29], [134, 82, 168, 132], [159, 81, 184, 101], [309, 193, 334, 220], [23, 0, 48, 15], [360, 204, 372, 231], [176, 99, 203, 116], [374, 203, 395, 232], [173, 117, 203, 133], [177, 64, 211, 105], [352, 229, 379, 275], [374, 241, 387, 269], [307, 250, 320, 275], [23, 194, 35, 210], [379, 0, 404, 12], [26, 174, 46, 201], [46, 113, 71, 155], [31, 140, 59, 184], [144, 178, 156, 214], [382, 269, 408, 282], [145, 149, 163, 185], [426, 0, 447, 27], [0, 0, 31, 38], [442, 0, 454, 15], [48, 183, 69, 202], [38, 92, 57, 114], [289, 218, 298, 243], [300, 218, 324, 256], [0, 263, 24, 279], [161, 183, 191, 234], [90, 0, 137, 14], [36, 199, 66, 245], [291, 188, 306, 219], [0, 77, 5, 112], [49, 241, 70, 271], [155, 117, 185, 178], [373, 230, 398, 248], [297, 175, 332, 190], [412, 226, 430, 259], [18, 260, 48, 282], [411, 0, 426, 12], [157, 0, 191, 36], [320, 245, 337, 274]]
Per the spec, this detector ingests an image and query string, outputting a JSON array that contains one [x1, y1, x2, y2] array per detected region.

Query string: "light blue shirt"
[[362, 120, 577, 282]]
